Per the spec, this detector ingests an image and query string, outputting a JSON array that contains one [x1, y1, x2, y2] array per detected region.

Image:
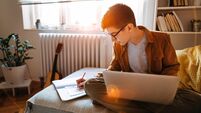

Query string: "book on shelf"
[[164, 16, 171, 31], [169, 0, 189, 6], [178, 0, 182, 6], [184, 0, 188, 6], [52, 77, 86, 101], [172, 11, 184, 31], [166, 13, 176, 31], [156, 18, 162, 31], [169, 13, 179, 31], [157, 11, 183, 32], [171, 13, 181, 31], [168, 0, 174, 6], [157, 16, 168, 32]]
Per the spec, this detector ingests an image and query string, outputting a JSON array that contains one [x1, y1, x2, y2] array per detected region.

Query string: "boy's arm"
[[107, 43, 121, 71], [161, 35, 180, 75], [107, 55, 121, 71]]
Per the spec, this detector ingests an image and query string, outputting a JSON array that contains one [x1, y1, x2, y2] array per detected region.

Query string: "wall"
[[0, 0, 113, 80], [0, 0, 200, 80], [0, 0, 42, 80]]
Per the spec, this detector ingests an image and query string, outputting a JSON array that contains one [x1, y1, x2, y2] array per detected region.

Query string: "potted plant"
[[0, 33, 34, 84]]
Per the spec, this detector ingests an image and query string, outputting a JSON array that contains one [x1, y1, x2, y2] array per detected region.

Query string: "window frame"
[[20, 0, 157, 32]]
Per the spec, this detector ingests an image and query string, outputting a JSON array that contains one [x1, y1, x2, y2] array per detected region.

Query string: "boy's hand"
[[76, 78, 86, 89], [96, 72, 103, 78]]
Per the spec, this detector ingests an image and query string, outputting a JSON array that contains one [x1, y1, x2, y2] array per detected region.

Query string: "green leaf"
[[0, 33, 34, 67]]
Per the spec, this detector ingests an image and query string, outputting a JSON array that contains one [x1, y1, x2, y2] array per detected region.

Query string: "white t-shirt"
[[128, 35, 148, 73]]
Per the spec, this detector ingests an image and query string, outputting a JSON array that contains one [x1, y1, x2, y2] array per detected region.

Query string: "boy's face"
[[106, 25, 130, 46]]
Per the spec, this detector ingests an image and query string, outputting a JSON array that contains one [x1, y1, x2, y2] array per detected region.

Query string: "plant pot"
[[1, 64, 26, 85]]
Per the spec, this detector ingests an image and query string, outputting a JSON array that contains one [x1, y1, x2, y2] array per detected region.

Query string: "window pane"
[[63, 1, 102, 31], [36, 3, 61, 29], [21, 0, 156, 31]]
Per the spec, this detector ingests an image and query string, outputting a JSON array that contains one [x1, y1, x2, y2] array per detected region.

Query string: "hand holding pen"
[[76, 72, 86, 89]]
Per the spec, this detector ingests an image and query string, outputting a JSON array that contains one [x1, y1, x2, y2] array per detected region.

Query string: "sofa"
[[176, 45, 201, 94]]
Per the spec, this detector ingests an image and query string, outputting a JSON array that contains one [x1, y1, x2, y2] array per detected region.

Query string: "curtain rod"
[[20, 1, 71, 5], [20, 0, 100, 5]]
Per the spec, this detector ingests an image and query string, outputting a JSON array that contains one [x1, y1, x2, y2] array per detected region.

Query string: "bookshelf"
[[158, 6, 201, 10], [155, 0, 201, 49], [158, 31, 201, 35]]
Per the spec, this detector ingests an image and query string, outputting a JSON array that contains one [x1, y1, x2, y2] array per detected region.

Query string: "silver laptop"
[[103, 71, 179, 105]]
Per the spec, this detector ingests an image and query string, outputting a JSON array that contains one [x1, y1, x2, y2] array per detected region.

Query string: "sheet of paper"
[[52, 78, 86, 101]]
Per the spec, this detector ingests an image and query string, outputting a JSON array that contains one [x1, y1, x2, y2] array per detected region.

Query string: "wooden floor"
[[0, 78, 41, 113]]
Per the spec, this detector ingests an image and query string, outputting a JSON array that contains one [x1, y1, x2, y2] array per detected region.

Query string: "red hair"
[[101, 4, 136, 30]]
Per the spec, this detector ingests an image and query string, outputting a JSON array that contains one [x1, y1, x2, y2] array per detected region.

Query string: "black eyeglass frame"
[[109, 24, 127, 40]]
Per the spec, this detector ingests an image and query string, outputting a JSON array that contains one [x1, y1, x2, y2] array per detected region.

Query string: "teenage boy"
[[81, 3, 201, 113]]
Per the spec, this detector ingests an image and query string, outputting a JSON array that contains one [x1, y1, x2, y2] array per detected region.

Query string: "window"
[[20, 0, 156, 31]]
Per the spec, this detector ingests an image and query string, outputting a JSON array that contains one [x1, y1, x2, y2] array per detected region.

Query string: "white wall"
[[0, 0, 113, 80], [0, 0, 200, 80], [0, 0, 42, 80]]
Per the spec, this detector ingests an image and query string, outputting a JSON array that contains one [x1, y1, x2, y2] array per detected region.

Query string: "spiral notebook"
[[52, 78, 86, 101]]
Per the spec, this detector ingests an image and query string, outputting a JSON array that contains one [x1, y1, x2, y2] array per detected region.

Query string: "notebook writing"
[[52, 78, 86, 101]]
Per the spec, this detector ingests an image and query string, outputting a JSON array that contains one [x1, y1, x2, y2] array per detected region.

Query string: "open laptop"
[[103, 71, 179, 105]]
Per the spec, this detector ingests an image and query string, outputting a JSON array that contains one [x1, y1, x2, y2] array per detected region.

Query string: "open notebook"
[[52, 78, 86, 101]]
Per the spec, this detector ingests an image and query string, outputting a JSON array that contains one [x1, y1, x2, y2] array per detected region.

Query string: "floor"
[[0, 77, 41, 113]]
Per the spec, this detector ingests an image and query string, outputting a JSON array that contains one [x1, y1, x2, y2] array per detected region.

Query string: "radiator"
[[39, 33, 111, 78]]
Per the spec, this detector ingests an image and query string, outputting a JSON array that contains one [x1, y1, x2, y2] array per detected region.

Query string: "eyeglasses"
[[109, 25, 127, 40]]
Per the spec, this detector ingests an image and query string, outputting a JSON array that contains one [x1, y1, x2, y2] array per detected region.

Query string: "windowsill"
[[23, 29, 105, 34]]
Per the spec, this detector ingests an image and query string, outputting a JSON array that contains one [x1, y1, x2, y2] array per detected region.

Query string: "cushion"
[[176, 45, 201, 93]]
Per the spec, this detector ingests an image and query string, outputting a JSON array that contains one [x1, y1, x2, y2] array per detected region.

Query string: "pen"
[[81, 72, 86, 79]]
